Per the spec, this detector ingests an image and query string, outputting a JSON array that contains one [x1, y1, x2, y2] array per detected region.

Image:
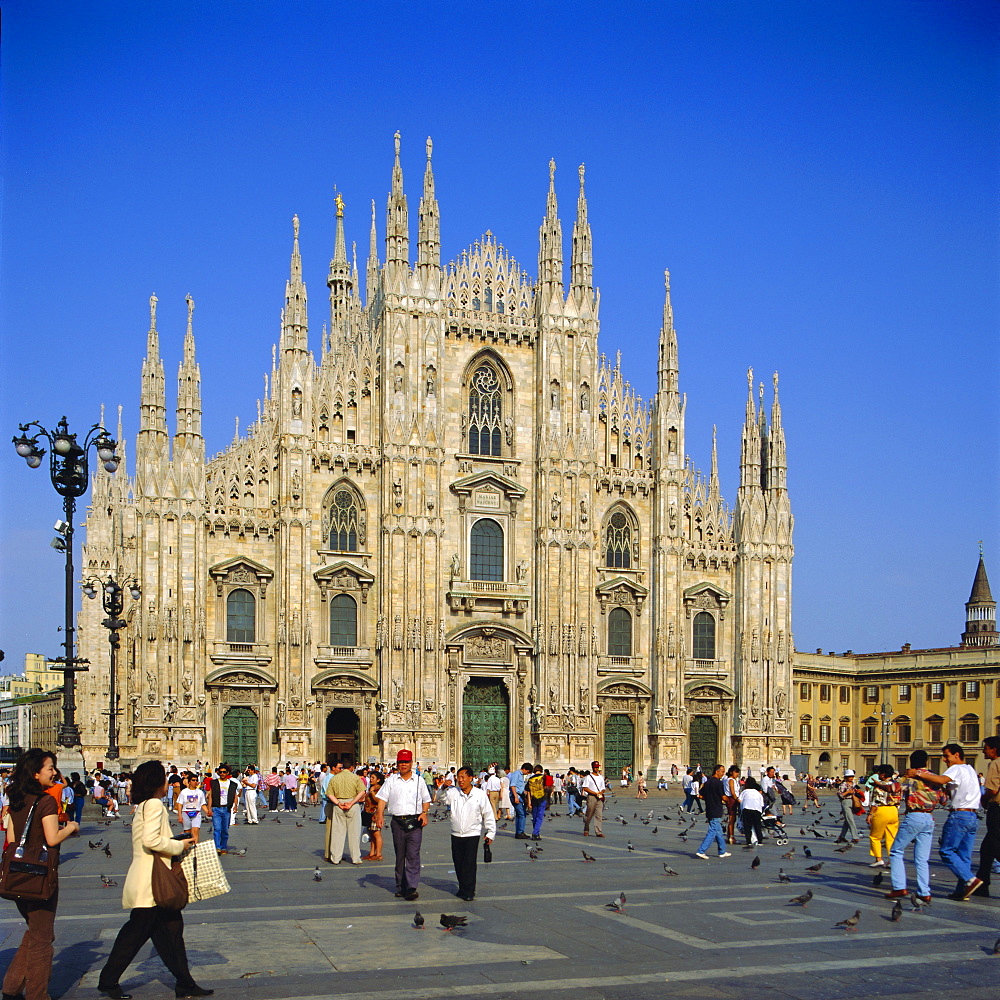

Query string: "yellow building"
[[792, 557, 999, 777], [24, 653, 66, 695]]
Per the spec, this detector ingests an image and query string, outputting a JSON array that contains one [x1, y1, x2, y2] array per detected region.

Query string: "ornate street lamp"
[[83, 575, 140, 760], [12, 416, 120, 748], [879, 699, 892, 765]]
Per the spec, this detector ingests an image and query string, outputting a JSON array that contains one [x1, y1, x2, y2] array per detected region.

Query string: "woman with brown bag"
[[2, 748, 79, 1000], [97, 761, 212, 1000]]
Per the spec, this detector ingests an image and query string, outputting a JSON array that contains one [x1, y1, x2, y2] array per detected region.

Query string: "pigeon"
[[273, 818, 282, 824], [788, 889, 813, 906], [778, 868, 791, 883], [678, 833, 688, 842], [750, 855, 761, 870], [605, 892, 627, 914], [812, 830, 826, 839], [296, 822, 304, 828], [803, 846, 813, 858], [626, 841, 635, 852], [805, 862, 824, 873], [103, 845, 113, 858], [799, 828, 807, 836], [100, 875, 117, 887], [891, 899, 903, 922], [440, 914, 468, 932], [872, 871, 884, 888], [834, 843, 853, 854], [992, 937, 1000, 955], [835, 910, 861, 932], [582, 851, 597, 862], [500, 823, 508, 830], [230, 847, 247, 856], [414, 911, 424, 929], [781, 848, 796, 860], [634, 812, 638, 819], [652, 827, 658, 835], [527, 847, 542, 861], [88, 840, 102, 850], [910, 892, 930, 913], [313, 868, 323, 882], [662, 864, 679, 876]]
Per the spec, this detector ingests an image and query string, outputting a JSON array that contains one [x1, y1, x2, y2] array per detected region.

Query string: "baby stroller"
[[761, 810, 788, 845]]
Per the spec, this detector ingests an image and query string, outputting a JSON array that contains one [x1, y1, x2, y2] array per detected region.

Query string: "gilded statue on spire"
[[335, 190, 344, 218]]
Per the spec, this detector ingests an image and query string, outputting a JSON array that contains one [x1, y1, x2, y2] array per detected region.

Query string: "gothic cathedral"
[[77, 135, 794, 776]]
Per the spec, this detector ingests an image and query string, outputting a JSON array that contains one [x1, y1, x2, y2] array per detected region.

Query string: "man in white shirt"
[[484, 771, 502, 818], [581, 761, 607, 837], [905, 743, 981, 899], [446, 766, 497, 901], [374, 749, 432, 901], [241, 764, 260, 824]]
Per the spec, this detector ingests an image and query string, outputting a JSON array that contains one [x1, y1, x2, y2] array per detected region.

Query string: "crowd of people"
[[0, 738, 996, 1000]]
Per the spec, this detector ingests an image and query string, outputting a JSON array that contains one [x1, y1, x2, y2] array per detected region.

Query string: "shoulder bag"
[[0, 796, 59, 902], [144, 802, 189, 910]]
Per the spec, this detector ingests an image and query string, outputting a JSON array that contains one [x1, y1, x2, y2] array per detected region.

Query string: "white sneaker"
[[719, 852, 732, 858], [695, 852, 709, 860], [869, 860, 885, 867]]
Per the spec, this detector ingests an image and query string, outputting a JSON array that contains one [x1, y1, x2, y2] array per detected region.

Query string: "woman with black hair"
[[2, 747, 79, 1000], [97, 760, 212, 1000]]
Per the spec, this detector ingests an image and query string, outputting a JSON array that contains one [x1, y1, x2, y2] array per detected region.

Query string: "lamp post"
[[12, 416, 120, 748], [879, 699, 892, 765], [83, 576, 140, 761]]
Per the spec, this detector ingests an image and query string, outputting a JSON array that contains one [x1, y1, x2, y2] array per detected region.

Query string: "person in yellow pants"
[[866, 764, 901, 867]]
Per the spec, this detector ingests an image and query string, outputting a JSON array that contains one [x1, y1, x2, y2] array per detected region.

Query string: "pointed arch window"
[[329, 594, 358, 647], [605, 511, 631, 568], [329, 488, 360, 551], [226, 589, 256, 643], [608, 607, 633, 656], [693, 612, 716, 660], [470, 518, 503, 581], [468, 365, 503, 456]]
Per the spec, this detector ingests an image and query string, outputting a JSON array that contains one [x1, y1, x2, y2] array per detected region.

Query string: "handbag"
[[144, 803, 188, 910], [0, 796, 59, 902], [180, 838, 231, 902]]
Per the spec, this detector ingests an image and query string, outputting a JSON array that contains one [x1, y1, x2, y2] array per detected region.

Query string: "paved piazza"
[[5, 789, 996, 1000]]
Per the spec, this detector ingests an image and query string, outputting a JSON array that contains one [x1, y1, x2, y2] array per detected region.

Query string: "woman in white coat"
[[97, 760, 213, 1000]]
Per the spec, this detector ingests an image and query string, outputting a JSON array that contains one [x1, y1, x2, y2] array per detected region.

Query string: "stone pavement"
[[4, 788, 997, 1000]]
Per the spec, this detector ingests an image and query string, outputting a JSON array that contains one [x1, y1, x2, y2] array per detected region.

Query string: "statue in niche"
[[392, 678, 403, 710], [738, 708, 748, 730], [292, 388, 302, 418], [762, 708, 774, 731], [667, 687, 677, 717], [275, 700, 285, 727], [515, 559, 528, 583], [548, 685, 557, 716], [197, 695, 206, 725], [376, 614, 386, 650], [130, 695, 141, 727], [450, 554, 461, 582], [146, 671, 157, 705], [375, 700, 388, 731], [426, 367, 436, 395], [579, 496, 588, 524], [505, 416, 514, 445], [550, 493, 561, 522], [580, 387, 590, 411], [750, 688, 759, 718], [652, 707, 663, 732], [394, 371, 404, 393], [163, 696, 176, 724], [775, 688, 787, 719], [529, 702, 544, 730], [563, 707, 576, 730], [181, 671, 193, 705], [579, 684, 589, 713]]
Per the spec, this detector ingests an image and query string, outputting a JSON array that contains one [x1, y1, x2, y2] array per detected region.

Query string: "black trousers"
[[451, 835, 480, 898], [742, 808, 764, 845], [99, 906, 197, 991], [976, 803, 999, 885]]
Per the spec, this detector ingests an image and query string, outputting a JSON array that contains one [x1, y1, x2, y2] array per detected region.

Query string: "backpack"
[[527, 774, 545, 800]]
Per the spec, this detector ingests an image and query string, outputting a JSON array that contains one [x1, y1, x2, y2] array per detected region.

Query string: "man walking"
[[968, 736, 1000, 899], [694, 764, 732, 860], [884, 749, 941, 904], [446, 765, 496, 901], [835, 770, 861, 844], [905, 744, 982, 899], [374, 749, 431, 901], [526, 765, 547, 840], [509, 762, 531, 840], [241, 764, 260, 825], [581, 761, 607, 837], [316, 762, 333, 823], [325, 761, 366, 865], [209, 764, 240, 855], [485, 769, 502, 819]]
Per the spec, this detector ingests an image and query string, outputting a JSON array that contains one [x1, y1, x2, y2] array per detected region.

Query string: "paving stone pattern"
[[2, 789, 996, 1000]]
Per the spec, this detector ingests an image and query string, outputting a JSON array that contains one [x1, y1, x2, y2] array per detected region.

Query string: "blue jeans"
[[939, 810, 978, 884], [697, 817, 727, 856], [531, 801, 547, 837], [73, 797, 85, 826], [888, 810, 934, 897], [212, 806, 232, 850], [513, 797, 526, 836]]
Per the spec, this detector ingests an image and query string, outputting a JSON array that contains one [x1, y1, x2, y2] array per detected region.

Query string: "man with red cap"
[[373, 749, 432, 901]]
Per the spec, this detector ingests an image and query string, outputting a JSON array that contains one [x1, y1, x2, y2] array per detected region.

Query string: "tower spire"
[[281, 215, 309, 353], [537, 158, 563, 299], [385, 130, 409, 280], [366, 198, 380, 306], [710, 425, 720, 500], [739, 367, 762, 492], [962, 555, 998, 647], [173, 293, 204, 492], [328, 191, 353, 336], [657, 270, 679, 396], [417, 136, 440, 276], [570, 163, 593, 300], [767, 372, 787, 492], [136, 293, 169, 495]]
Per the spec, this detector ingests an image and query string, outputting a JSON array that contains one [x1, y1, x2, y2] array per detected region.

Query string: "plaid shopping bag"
[[180, 838, 231, 902]]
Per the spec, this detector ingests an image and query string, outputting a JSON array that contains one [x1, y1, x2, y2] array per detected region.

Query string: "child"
[[176, 773, 209, 843]]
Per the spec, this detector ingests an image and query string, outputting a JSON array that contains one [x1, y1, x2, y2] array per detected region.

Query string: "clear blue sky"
[[1, 1, 997, 672]]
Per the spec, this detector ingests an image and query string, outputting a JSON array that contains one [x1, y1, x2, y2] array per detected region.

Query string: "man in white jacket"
[[446, 766, 497, 901]]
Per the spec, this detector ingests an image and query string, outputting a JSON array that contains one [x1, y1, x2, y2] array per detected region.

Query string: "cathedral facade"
[[76, 135, 794, 777]]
